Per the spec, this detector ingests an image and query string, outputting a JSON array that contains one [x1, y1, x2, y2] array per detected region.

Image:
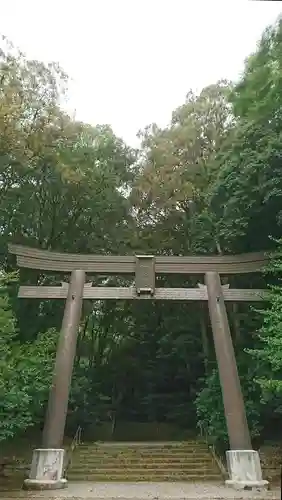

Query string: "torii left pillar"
[[24, 270, 85, 490]]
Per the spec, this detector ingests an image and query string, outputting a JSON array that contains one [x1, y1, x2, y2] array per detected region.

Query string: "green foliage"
[[131, 81, 232, 255], [230, 18, 282, 123], [2, 17, 282, 448], [209, 20, 282, 253], [195, 360, 262, 447], [247, 247, 282, 407], [0, 271, 57, 442], [195, 19, 282, 442]]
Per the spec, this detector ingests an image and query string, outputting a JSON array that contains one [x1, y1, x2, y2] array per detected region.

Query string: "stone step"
[[75, 455, 212, 462], [74, 455, 212, 463], [75, 450, 211, 457], [78, 443, 208, 447], [78, 445, 207, 450], [76, 454, 211, 459], [0, 482, 24, 492], [79, 444, 207, 451], [78, 441, 206, 446], [79, 441, 205, 445], [71, 462, 217, 472], [67, 473, 221, 481], [67, 440, 222, 483], [71, 457, 214, 469], [69, 465, 219, 473], [68, 457, 219, 462], [73, 456, 213, 465], [74, 448, 211, 458], [79, 441, 207, 450], [264, 467, 282, 474]]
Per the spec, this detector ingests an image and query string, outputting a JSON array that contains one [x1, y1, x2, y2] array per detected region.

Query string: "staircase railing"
[[198, 422, 228, 479], [208, 443, 228, 479], [63, 425, 82, 475]]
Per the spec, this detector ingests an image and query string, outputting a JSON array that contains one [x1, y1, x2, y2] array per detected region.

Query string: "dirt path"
[[0, 481, 280, 500]]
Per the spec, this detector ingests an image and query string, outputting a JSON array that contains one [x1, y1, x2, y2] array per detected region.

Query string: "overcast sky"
[[1, 1, 282, 145]]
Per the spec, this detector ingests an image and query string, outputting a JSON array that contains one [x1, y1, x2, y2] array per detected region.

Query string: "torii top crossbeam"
[[9, 244, 268, 302], [9, 244, 268, 274]]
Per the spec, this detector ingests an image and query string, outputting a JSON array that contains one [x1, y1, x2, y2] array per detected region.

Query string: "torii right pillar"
[[205, 272, 268, 491]]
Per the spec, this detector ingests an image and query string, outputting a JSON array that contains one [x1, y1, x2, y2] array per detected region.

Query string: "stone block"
[[225, 449, 269, 490], [23, 448, 67, 490]]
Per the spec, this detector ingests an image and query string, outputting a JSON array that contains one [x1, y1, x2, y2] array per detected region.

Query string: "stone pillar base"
[[225, 450, 269, 491], [23, 479, 67, 490], [23, 448, 67, 490]]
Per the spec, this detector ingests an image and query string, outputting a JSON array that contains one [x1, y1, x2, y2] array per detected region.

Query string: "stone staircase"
[[67, 441, 223, 482]]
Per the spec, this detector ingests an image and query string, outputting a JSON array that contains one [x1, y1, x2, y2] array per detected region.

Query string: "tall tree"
[[131, 81, 233, 255], [209, 19, 282, 254]]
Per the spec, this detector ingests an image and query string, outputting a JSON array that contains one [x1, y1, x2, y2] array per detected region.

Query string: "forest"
[[1, 18, 282, 451]]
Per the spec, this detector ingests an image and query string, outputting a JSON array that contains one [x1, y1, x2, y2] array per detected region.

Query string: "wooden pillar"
[[205, 271, 252, 450], [42, 270, 85, 448]]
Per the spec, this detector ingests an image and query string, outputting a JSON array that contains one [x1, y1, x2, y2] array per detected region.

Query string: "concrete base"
[[225, 450, 269, 491], [23, 478, 67, 490], [23, 448, 67, 490]]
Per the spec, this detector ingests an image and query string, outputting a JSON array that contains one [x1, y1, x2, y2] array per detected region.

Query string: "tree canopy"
[[1, 19, 282, 447]]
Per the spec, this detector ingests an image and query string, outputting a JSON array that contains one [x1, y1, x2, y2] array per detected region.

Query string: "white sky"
[[1, 1, 282, 146]]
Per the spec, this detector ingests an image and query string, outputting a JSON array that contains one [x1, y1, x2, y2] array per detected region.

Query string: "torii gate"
[[9, 245, 269, 491]]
